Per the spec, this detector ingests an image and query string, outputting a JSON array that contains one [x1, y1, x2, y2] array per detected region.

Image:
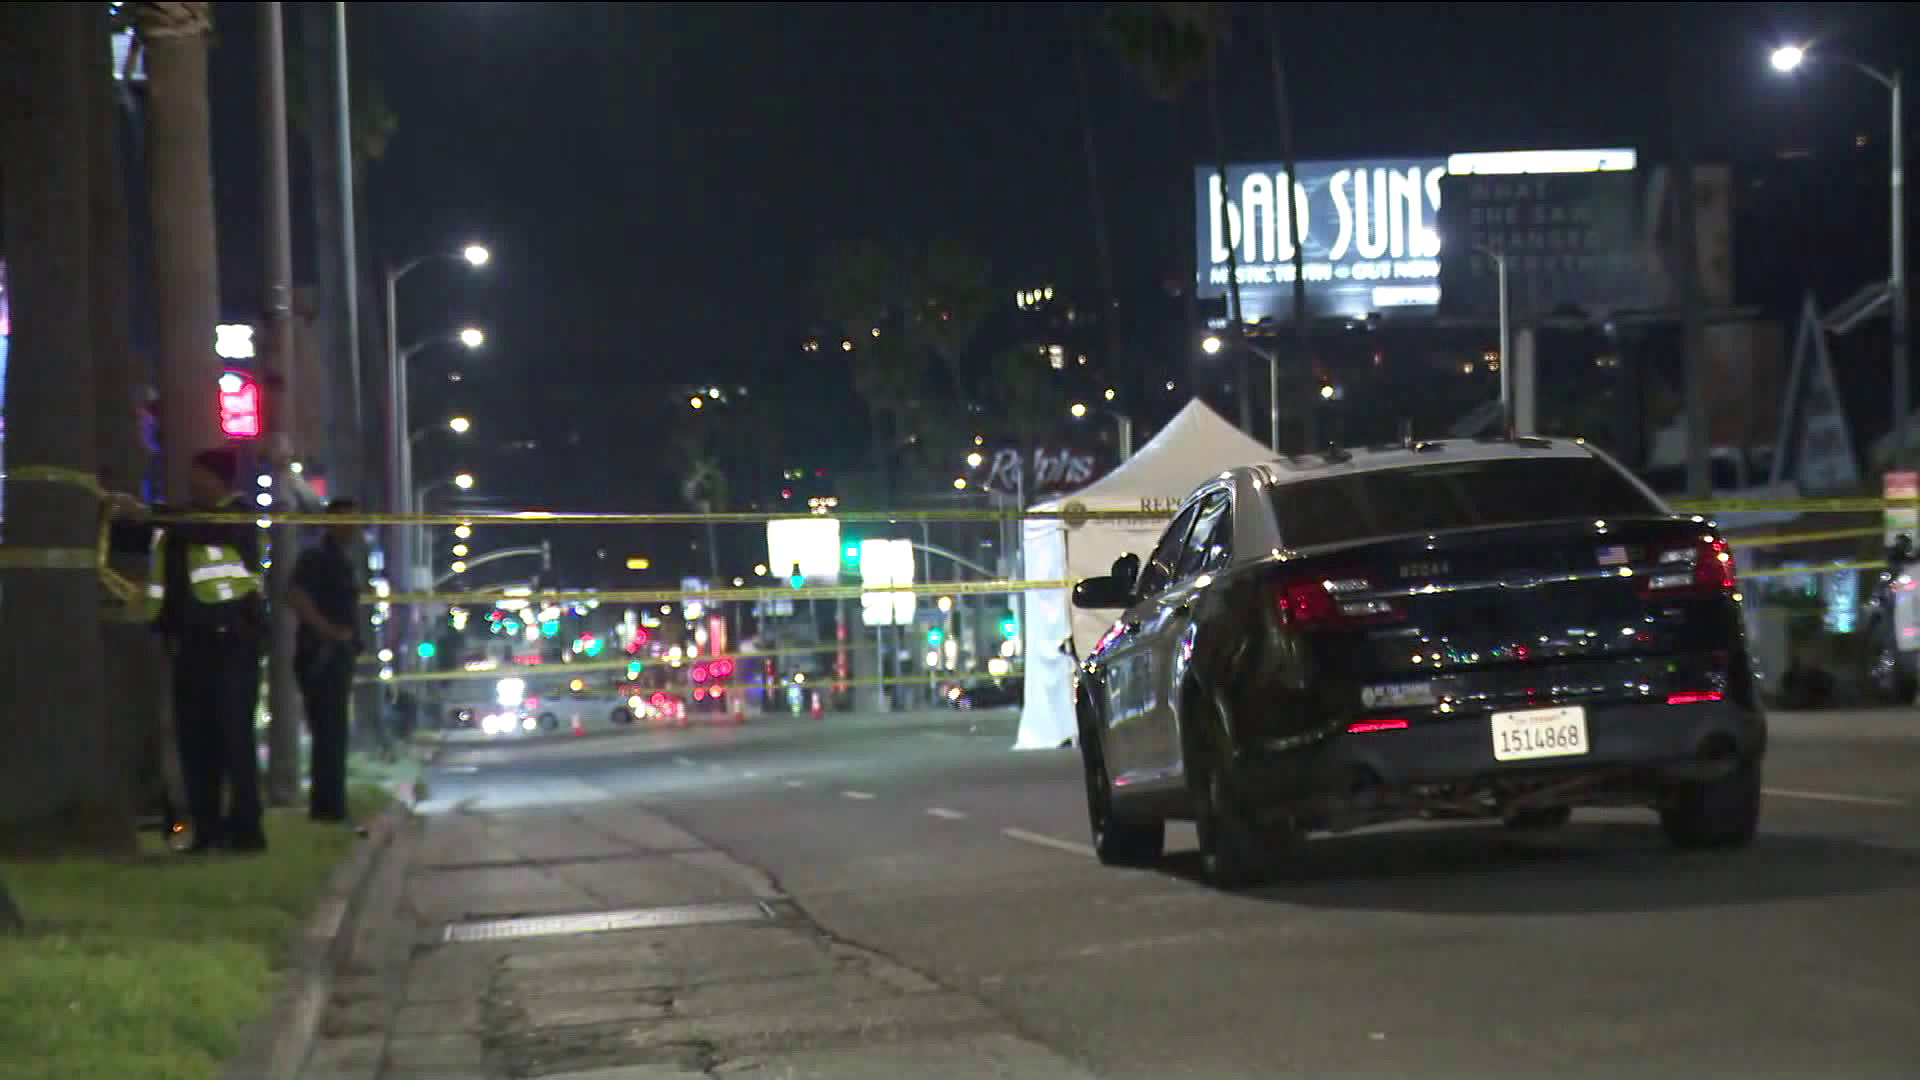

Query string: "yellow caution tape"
[[1725, 526, 1887, 549], [362, 668, 1020, 690], [4, 465, 108, 498], [371, 579, 1074, 607], [0, 546, 104, 570]]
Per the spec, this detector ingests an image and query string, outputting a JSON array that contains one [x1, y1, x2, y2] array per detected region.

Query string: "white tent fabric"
[[1014, 399, 1274, 750]]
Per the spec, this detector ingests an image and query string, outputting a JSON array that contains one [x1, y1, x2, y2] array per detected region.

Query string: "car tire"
[[1196, 767, 1292, 890], [1503, 806, 1573, 830], [539, 712, 558, 731], [1660, 758, 1761, 850], [1079, 738, 1163, 867]]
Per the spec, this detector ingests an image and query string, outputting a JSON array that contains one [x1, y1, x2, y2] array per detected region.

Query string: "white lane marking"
[[439, 765, 478, 774], [1002, 827, 1095, 858], [743, 770, 760, 779], [784, 780, 807, 789], [842, 790, 878, 801], [673, 756, 695, 767], [925, 807, 967, 820], [1764, 787, 1908, 808]]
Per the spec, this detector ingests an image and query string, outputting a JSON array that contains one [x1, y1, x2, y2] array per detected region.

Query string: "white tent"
[[1014, 399, 1273, 749]]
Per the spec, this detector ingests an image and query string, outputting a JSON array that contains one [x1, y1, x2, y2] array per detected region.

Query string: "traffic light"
[[539, 618, 559, 638], [788, 561, 804, 590], [841, 541, 862, 571], [415, 641, 437, 661], [627, 661, 642, 679], [926, 627, 945, 647], [1000, 614, 1018, 639]]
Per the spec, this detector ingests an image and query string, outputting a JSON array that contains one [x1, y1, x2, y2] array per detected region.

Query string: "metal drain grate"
[[441, 900, 776, 944]]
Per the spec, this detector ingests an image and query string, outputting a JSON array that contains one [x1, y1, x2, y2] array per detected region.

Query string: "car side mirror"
[[1073, 574, 1132, 610], [1110, 553, 1140, 591]]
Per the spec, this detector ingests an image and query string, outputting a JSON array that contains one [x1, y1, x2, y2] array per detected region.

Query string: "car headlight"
[[521, 715, 537, 732]]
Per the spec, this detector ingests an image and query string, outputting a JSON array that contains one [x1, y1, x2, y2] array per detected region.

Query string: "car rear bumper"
[[1238, 700, 1765, 811]]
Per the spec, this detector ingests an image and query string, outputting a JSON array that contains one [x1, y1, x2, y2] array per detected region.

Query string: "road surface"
[[378, 706, 1920, 1079]]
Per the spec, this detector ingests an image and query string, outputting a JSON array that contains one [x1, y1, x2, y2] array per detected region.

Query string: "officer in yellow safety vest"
[[151, 448, 270, 854]]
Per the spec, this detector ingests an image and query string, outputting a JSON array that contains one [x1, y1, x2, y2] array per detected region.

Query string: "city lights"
[[458, 327, 485, 349], [1201, 335, 1224, 355], [448, 416, 471, 434], [952, 477, 968, 490], [454, 473, 475, 490], [1770, 44, 1805, 72], [462, 243, 491, 266], [1070, 402, 1089, 418], [454, 525, 472, 539]]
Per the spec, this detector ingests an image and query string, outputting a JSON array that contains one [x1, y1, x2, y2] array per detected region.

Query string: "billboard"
[[1196, 158, 1446, 321], [1436, 162, 1731, 323]]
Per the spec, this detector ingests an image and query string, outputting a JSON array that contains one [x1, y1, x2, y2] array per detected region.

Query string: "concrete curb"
[[221, 792, 412, 1080]]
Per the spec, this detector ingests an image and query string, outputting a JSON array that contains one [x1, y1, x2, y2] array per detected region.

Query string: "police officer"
[[153, 448, 269, 853], [290, 498, 363, 824]]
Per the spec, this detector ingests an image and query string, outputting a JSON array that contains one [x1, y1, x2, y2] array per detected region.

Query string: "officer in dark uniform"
[[290, 498, 363, 824], [154, 448, 270, 853]]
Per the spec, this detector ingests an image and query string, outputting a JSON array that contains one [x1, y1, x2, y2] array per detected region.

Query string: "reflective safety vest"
[[141, 529, 167, 621], [156, 533, 262, 607]]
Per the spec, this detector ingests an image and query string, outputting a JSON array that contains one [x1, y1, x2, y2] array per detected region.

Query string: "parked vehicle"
[[1070, 435, 1766, 888]]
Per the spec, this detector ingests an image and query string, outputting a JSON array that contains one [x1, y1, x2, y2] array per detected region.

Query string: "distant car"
[[942, 679, 1022, 711], [1070, 435, 1766, 888]]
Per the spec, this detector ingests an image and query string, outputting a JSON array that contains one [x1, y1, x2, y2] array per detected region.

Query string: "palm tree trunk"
[[1204, 52, 1251, 435], [1260, 3, 1312, 452], [298, 1, 360, 501], [136, 1, 220, 504], [0, 1, 132, 856], [92, 1, 164, 817], [1069, 8, 1122, 382]]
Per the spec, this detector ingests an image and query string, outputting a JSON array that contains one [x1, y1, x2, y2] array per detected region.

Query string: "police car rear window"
[[1269, 458, 1659, 549]]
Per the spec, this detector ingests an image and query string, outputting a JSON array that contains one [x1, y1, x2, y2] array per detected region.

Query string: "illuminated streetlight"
[[840, 340, 854, 352], [454, 472, 475, 490], [1201, 334, 1224, 355], [973, 434, 984, 446], [452, 544, 469, 558], [1319, 384, 1336, 400], [448, 415, 471, 434], [458, 327, 485, 349], [462, 243, 491, 267], [1070, 402, 1089, 419], [952, 477, 968, 490], [454, 525, 472, 539], [966, 451, 983, 468], [754, 563, 769, 576], [689, 396, 704, 409], [451, 560, 468, 574], [1104, 387, 1117, 401], [1770, 44, 1805, 72]]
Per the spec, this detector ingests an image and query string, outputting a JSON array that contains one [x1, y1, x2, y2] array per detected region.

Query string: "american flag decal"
[[1596, 545, 1629, 566]]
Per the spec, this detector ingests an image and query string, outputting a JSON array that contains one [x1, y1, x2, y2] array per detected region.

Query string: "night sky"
[[196, 1, 1915, 528]]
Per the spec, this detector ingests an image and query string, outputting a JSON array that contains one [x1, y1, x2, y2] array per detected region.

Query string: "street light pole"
[[1475, 245, 1513, 433], [1891, 67, 1909, 468]]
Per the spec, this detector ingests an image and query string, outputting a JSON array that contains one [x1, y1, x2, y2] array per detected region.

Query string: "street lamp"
[[458, 326, 485, 349], [448, 415, 471, 435], [384, 243, 489, 608], [1770, 42, 1907, 465], [1201, 334, 1224, 355], [454, 472, 475, 491], [1199, 333, 1282, 451], [1474, 244, 1513, 433]]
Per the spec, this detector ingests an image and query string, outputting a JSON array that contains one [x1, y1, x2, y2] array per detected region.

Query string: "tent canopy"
[[1015, 399, 1272, 749]]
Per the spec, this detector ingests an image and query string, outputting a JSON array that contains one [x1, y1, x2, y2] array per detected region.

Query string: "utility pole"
[[258, 1, 302, 805], [1667, 11, 1710, 500]]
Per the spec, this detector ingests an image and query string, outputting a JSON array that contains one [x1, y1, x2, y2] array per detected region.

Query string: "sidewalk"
[[301, 792, 1093, 1080]]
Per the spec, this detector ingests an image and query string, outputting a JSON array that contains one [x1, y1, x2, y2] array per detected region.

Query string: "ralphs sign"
[[1196, 149, 1638, 322]]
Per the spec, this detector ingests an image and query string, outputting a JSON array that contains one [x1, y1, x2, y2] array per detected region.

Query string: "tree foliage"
[[1098, 2, 1229, 101]]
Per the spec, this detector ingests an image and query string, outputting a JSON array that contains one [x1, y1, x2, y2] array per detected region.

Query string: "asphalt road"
[[417, 707, 1920, 1080]]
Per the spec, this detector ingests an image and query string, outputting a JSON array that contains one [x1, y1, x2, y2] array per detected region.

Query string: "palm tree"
[[1100, 3, 1247, 427], [133, 0, 220, 505], [0, 2, 131, 856]]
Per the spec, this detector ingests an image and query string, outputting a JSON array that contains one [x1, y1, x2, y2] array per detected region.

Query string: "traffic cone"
[[570, 713, 584, 737], [809, 691, 823, 720], [727, 694, 746, 725]]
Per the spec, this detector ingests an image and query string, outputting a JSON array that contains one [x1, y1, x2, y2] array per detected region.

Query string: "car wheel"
[[1195, 767, 1292, 889], [1661, 758, 1761, 850], [539, 712, 558, 731], [1503, 806, 1572, 829], [1079, 738, 1163, 866]]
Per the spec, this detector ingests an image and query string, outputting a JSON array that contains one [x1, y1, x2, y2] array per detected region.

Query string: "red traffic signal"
[[218, 371, 261, 439]]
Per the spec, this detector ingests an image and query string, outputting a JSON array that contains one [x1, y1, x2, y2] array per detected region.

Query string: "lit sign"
[[218, 370, 261, 439], [1196, 149, 1639, 322], [766, 518, 842, 586], [215, 324, 255, 360], [859, 538, 916, 627]]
